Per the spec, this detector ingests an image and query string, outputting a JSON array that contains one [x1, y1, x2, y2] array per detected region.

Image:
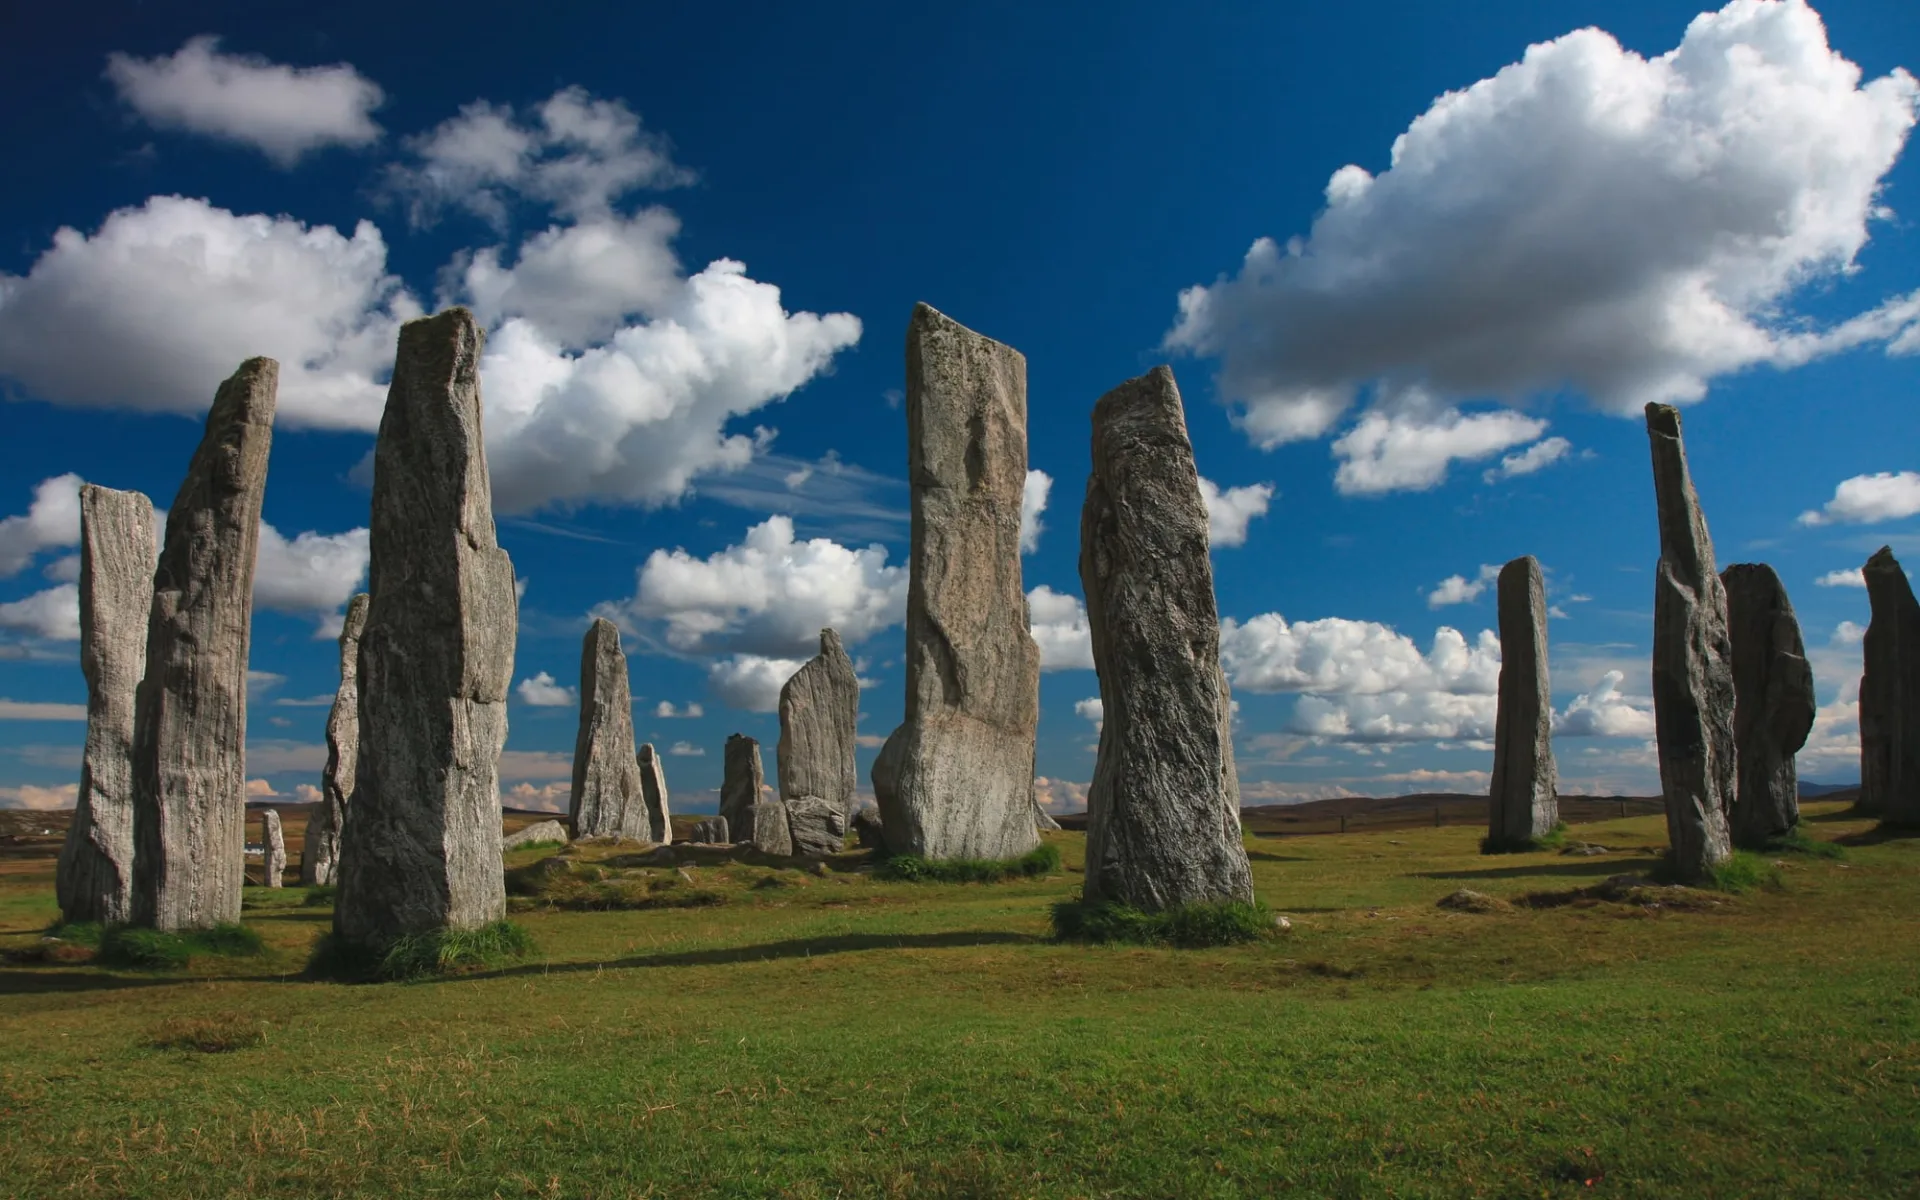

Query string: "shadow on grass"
[[1245, 850, 1312, 863], [0, 969, 290, 996], [1415, 858, 1661, 882], [1837, 825, 1920, 847], [457, 929, 1050, 985]]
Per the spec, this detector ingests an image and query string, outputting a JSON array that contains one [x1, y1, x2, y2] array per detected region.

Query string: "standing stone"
[[720, 734, 765, 843], [778, 628, 860, 816], [1488, 556, 1558, 847], [872, 304, 1041, 861], [786, 796, 848, 857], [1722, 563, 1816, 845], [1861, 547, 1920, 825], [1079, 366, 1253, 911], [301, 593, 368, 887], [636, 743, 671, 843], [745, 801, 794, 856], [56, 484, 155, 925], [1645, 403, 1735, 882], [260, 809, 286, 888], [1034, 804, 1062, 833], [334, 310, 515, 949], [569, 618, 649, 840], [130, 358, 276, 931], [690, 816, 729, 844]]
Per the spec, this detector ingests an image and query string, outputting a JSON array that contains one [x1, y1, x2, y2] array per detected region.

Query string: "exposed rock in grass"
[[303, 592, 367, 888], [58, 484, 154, 926], [335, 309, 514, 952], [1489, 555, 1558, 849], [872, 303, 1041, 862], [570, 618, 650, 840], [1644, 403, 1736, 883], [1437, 888, 1507, 913], [131, 358, 276, 931], [1078, 366, 1252, 912], [1722, 562, 1815, 846], [503, 820, 570, 852]]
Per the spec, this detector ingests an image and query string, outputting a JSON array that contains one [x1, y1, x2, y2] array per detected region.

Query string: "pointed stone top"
[[1865, 546, 1916, 602], [586, 615, 621, 645], [819, 627, 843, 656], [638, 741, 658, 763], [341, 592, 370, 642], [1868, 545, 1902, 573], [1644, 401, 1681, 437], [1502, 553, 1540, 573], [1092, 366, 1189, 438]]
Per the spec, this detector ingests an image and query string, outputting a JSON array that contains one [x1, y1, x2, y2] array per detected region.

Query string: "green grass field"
[[1, 802, 1916, 1198]]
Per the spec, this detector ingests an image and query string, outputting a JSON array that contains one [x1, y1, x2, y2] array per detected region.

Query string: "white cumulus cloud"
[[1074, 696, 1104, 732], [1483, 437, 1573, 484], [1555, 669, 1657, 737], [1168, 0, 1920, 456], [1332, 404, 1547, 495], [0, 584, 79, 641], [516, 672, 576, 707], [1798, 470, 1920, 526], [105, 36, 384, 166], [1817, 568, 1866, 587], [667, 741, 705, 757], [1427, 563, 1501, 609], [1197, 477, 1274, 547], [1019, 469, 1052, 554], [706, 654, 806, 712], [654, 700, 704, 718], [0, 474, 83, 577], [1027, 585, 1094, 671], [253, 523, 368, 633]]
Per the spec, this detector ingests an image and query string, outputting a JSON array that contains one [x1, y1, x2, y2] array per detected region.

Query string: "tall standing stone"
[[637, 743, 671, 843], [720, 734, 765, 843], [56, 484, 155, 925], [1488, 556, 1558, 847], [1079, 366, 1252, 911], [1861, 547, 1920, 825], [872, 303, 1041, 861], [569, 618, 649, 840], [260, 808, 286, 888], [301, 593, 368, 887], [334, 309, 516, 949], [1722, 563, 1815, 845], [778, 626, 859, 815], [130, 359, 276, 931], [1645, 403, 1735, 881]]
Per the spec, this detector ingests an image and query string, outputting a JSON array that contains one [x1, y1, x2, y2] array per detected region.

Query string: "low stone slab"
[[786, 795, 847, 857], [746, 801, 793, 856], [691, 816, 729, 844], [503, 820, 571, 851]]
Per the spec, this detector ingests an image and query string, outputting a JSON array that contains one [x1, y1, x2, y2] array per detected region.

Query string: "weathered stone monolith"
[[1861, 547, 1920, 825], [56, 484, 155, 925], [872, 304, 1041, 861], [130, 358, 276, 931], [637, 743, 671, 843], [334, 309, 516, 949], [1079, 366, 1253, 911], [720, 734, 764, 843], [786, 796, 847, 856], [688, 816, 726, 844], [778, 628, 859, 817], [746, 801, 793, 856], [1645, 403, 1735, 881], [1722, 563, 1815, 845], [260, 809, 286, 887], [569, 618, 650, 840], [1488, 555, 1558, 848], [301, 592, 368, 887]]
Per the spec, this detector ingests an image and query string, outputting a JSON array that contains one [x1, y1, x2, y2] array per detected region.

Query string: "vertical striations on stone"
[[746, 801, 794, 856], [691, 816, 729, 844], [130, 358, 276, 931], [1861, 547, 1920, 824], [778, 628, 860, 817], [569, 618, 650, 840], [334, 309, 516, 949], [57, 484, 155, 925], [261, 809, 286, 888], [1645, 403, 1735, 881], [301, 593, 368, 887], [1078, 366, 1252, 911], [1722, 563, 1815, 845], [1488, 555, 1558, 846], [871, 303, 1041, 861], [720, 734, 765, 843], [637, 743, 671, 843]]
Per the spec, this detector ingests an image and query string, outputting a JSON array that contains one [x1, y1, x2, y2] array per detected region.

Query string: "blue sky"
[[1, 0, 1917, 813]]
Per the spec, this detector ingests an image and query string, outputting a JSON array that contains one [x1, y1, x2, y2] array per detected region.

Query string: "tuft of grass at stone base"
[[1763, 829, 1846, 859], [43, 920, 103, 947], [876, 843, 1061, 883], [1051, 897, 1276, 947], [97, 923, 263, 969], [1480, 821, 1568, 855], [307, 919, 536, 982]]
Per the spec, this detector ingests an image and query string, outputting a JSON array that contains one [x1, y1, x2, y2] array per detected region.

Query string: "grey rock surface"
[[1645, 403, 1736, 882], [1861, 547, 1920, 824], [778, 628, 859, 815], [569, 618, 650, 840], [261, 809, 286, 887], [690, 816, 729, 844], [301, 592, 367, 887], [1722, 563, 1816, 845], [1078, 366, 1253, 911], [637, 743, 671, 843], [719, 734, 765, 843], [786, 795, 848, 857], [130, 358, 276, 931], [57, 484, 154, 925], [1489, 555, 1559, 845], [872, 303, 1041, 861], [502, 819, 570, 851], [850, 801, 884, 850], [746, 801, 793, 856], [1034, 803, 1062, 833], [335, 310, 515, 948]]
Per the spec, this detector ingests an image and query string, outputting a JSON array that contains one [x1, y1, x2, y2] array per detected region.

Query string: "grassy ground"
[[0, 802, 1915, 1197]]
